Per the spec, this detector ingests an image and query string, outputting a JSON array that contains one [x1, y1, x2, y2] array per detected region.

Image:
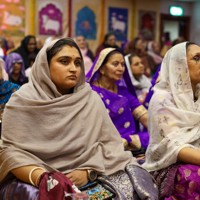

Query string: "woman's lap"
[[0, 178, 38, 200], [0, 165, 157, 200], [108, 165, 158, 200], [166, 164, 200, 200], [153, 164, 200, 200]]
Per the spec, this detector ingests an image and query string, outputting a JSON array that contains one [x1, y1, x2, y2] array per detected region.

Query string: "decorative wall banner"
[[138, 10, 156, 40], [108, 7, 128, 41], [75, 6, 97, 40], [71, 0, 102, 53], [38, 2, 63, 36], [0, 0, 25, 37]]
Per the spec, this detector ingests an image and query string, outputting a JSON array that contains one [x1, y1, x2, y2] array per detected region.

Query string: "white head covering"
[[143, 42, 200, 171], [0, 38, 137, 182], [124, 54, 151, 94]]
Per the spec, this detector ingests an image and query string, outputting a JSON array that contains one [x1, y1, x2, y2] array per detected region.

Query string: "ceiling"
[[175, 0, 199, 1]]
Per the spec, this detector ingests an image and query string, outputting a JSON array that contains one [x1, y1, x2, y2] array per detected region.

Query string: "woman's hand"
[[66, 170, 88, 188]]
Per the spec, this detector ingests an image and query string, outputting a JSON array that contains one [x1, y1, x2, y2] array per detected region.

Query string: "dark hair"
[[185, 42, 198, 60], [101, 49, 123, 67], [128, 54, 138, 65], [28, 53, 37, 62], [186, 42, 196, 52], [125, 37, 141, 54], [104, 32, 115, 43], [47, 38, 83, 65], [172, 37, 185, 47]]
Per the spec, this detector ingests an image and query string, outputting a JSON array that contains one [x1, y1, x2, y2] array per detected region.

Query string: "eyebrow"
[[57, 56, 81, 60], [189, 52, 200, 57]]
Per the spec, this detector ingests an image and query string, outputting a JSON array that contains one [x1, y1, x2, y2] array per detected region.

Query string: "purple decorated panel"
[[39, 3, 62, 36]]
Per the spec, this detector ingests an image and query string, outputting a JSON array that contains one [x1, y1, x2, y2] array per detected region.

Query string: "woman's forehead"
[[187, 45, 200, 56], [55, 45, 81, 58], [108, 52, 123, 60]]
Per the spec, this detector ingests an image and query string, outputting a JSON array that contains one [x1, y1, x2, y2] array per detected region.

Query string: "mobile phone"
[[79, 181, 98, 190]]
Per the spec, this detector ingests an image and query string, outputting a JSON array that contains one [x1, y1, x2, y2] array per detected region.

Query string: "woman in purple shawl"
[[87, 48, 149, 156], [5, 53, 28, 86]]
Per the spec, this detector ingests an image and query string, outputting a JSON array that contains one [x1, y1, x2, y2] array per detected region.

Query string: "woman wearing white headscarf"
[[0, 38, 157, 200], [143, 42, 200, 199], [125, 54, 151, 103]]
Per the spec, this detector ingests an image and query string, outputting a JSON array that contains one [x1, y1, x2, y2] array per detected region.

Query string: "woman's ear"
[[99, 67, 105, 75]]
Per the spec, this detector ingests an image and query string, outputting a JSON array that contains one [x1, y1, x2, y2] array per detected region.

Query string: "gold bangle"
[[28, 167, 45, 186], [133, 105, 147, 120], [35, 173, 44, 187]]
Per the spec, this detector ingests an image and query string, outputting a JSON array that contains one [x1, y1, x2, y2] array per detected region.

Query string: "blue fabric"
[[0, 79, 20, 105], [0, 80, 20, 136]]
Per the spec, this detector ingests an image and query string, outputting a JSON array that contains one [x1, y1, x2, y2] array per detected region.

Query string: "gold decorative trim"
[[122, 138, 128, 149]]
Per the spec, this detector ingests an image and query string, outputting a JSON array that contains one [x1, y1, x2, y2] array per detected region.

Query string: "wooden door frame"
[[160, 14, 190, 45]]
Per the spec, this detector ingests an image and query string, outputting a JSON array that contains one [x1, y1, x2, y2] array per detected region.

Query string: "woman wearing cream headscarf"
[[143, 42, 200, 199], [0, 38, 157, 199], [87, 48, 150, 158]]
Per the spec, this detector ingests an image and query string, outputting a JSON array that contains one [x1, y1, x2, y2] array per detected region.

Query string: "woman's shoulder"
[[149, 91, 175, 112]]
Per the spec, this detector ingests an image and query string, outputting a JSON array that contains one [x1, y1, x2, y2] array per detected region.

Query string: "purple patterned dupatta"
[[86, 48, 149, 151], [151, 163, 200, 200]]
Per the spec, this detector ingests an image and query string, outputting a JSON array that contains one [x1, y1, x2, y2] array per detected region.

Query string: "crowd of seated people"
[[2, 31, 199, 200]]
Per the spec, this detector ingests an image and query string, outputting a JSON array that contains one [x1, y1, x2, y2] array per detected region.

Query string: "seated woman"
[[146, 40, 163, 75], [125, 54, 152, 103], [143, 65, 161, 109], [74, 35, 94, 74], [0, 58, 20, 137], [95, 32, 120, 56], [87, 48, 150, 157], [124, 37, 155, 78], [5, 52, 28, 86], [12, 35, 39, 70], [0, 38, 158, 200], [143, 42, 200, 199]]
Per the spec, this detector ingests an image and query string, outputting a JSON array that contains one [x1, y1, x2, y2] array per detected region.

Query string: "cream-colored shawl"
[[0, 38, 137, 182], [143, 42, 200, 172]]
